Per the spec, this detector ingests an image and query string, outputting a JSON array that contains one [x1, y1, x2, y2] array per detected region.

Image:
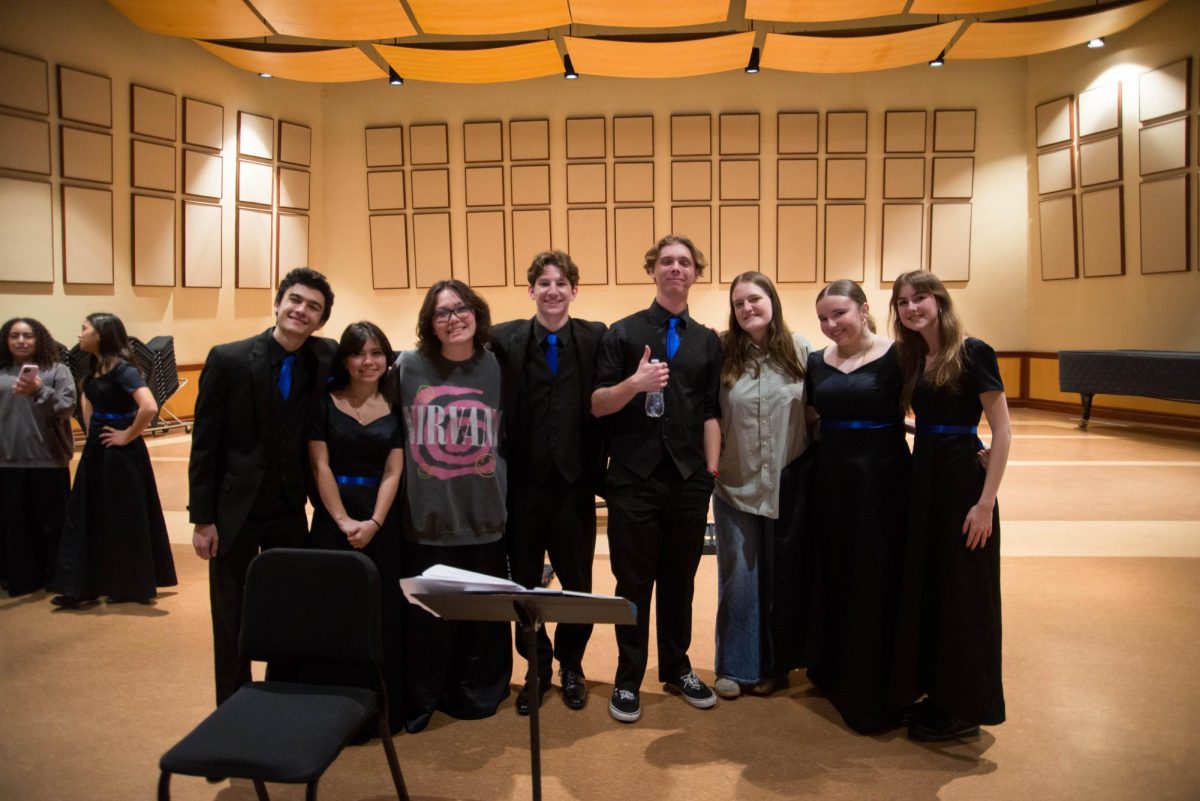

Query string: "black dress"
[[307, 394, 405, 731], [806, 344, 910, 733], [54, 361, 176, 601], [893, 337, 1006, 726]]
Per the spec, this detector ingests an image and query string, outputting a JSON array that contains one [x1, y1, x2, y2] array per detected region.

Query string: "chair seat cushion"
[[160, 682, 378, 783]]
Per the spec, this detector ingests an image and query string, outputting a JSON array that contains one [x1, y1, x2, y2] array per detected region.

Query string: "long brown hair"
[[889, 271, 965, 410], [721, 272, 804, 387], [415, 280, 493, 358]]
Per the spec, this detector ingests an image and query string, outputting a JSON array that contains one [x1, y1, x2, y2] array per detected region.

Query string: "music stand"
[[410, 589, 635, 801]]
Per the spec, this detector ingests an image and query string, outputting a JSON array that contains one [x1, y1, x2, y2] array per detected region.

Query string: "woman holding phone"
[[51, 313, 176, 607], [889, 271, 1009, 741], [0, 318, 76, 597]]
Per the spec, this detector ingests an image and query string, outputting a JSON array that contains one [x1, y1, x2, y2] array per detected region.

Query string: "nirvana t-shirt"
[[394, 348, 506, 546]]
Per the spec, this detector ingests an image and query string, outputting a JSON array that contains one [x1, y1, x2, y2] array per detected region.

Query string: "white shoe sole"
[[665, 683, 718, 709], [608, 700, 641, 722]]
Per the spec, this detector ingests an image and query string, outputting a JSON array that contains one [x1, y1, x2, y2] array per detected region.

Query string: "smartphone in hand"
[[18, 364, 40, 381]]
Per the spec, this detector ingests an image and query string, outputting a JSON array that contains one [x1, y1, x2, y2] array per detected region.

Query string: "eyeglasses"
[[433, 304, 474, 323]]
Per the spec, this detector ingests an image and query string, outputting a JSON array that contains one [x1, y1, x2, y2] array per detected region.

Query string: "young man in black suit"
[[188, 267, 337, 705], [592, 235, 723, 723], [490, 251, 607, 714]]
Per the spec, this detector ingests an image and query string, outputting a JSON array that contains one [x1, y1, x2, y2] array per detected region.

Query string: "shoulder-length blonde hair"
[[888, 270, 964, 410], [720, 272, 804, 387]]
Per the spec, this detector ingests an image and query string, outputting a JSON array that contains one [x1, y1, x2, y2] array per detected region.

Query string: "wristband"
[[370, 518, 382, 529]]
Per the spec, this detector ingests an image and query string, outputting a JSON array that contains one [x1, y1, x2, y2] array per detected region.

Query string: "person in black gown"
[[889, 271, 1010, 741], [52, 313, 176, 607], [806, 280, 909, 733], [308, 320, 405, 731]]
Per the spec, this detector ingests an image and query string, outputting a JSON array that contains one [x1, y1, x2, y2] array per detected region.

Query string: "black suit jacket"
[[490, 316, 608, 497], [188, 328, 336, 555]]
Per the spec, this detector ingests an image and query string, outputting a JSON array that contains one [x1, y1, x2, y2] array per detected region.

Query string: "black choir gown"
[[806, 344, 910, 733], [53, 361, 176, 601], [307, 394, 405, 731], [892, 337, 1006, 726]]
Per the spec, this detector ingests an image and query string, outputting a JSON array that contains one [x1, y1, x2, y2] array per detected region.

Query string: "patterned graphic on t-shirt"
[[404, 384, 501, 480]]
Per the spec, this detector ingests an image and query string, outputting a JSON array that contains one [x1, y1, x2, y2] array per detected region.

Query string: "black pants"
[[208, 510, 308, 706], [399, 538, 512, 733], [507, 471, 597, 681], [0, 467, 69, 597], [605, 459, 713, 690]]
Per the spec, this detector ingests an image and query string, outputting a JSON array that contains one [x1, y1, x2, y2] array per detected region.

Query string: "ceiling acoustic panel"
[[762, 22, 960, 74], [249, 0, 417, 40], [107, 0, 271, 39], [375, 41, 561, 83], [194, 42, 386, 83], [564, 33, 755, 79], [949, 0, 1169, 60], [570, 0, 730, 27], [909, 0, 1032, 10], [406, 0, 569, 35], [746, 0, 905, 22]]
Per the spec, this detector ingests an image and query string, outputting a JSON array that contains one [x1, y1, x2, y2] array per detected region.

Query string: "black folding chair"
[[158, 549, 410, 801]]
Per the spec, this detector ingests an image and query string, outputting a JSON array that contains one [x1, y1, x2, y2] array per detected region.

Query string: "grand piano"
[[1058, 350, 1200, 429]]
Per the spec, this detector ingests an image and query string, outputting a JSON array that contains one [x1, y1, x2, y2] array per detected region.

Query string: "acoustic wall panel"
[[131, 194, 175, 287], [411, 168, 450, 208], [59, 66, 111, 128], [566, 117, 605, 159], [279, 121, 312, 167], [614, 116, 654, 158], [465, 166, 504, 207], [1079, 135, 1121, 186], [464, 121, 502, 163], [183, 201, 222, 287], [1139, 117, 1189, 176], [510, 119, 549, 161], [183, 149, 222, 198], [884, 157, 924, 199], [410, 123, 449, 165], [413, 211, 452, 287], [1138, 59, 1190, 123], [62, 185, 113, 285], [466, 210, 507, 287], [237, 158, 274, 205], [0, 50, 49, 115], [365, 126, 404, 167], [720, 160, 759, 201], [885, 111, 926, 153], [1038, 195, 1077, 280], [826, 111, 867, 154], [823, 204, 865, 282], [929, 202, 972, 281], [131, 139, 175, 192], [131, 85, 176, 141], [1080, 187, 1124, 278], [881, 203, 923, 281], [61, 126, 113, 183], [567, 163, 606, 204], [719, 205, 759, 283], [776, 204, 817, 284], [932, 156, 975, 198], [614, 161, 654, 203], [1139, 175, 1189, 274], [277, 213, 310, 279], [511, 164, 550, 206], [778, 112, 818, 154], [1035, 96, 1072, 148], [566, 207, 608, 285], [367, 170, 405, 210], [236, 206, 273, 288], [0, 177, 53, 282], [933, 109, 976, 152], [720, 113, 760, 155], [778, 159, 818, 200], [238, 111, 273, 160], [672, 205, 713, 284], [1078, 82, 1120, 138], [512, 208, 552, 282], [615, 206, 654, 285], [671, 115, 711, 156], [671, 160, 711, 202], [0, 114, 50, 174], [370, 214, 409, 289], [183, 98, 223, 150], [826, 158, 866, 199], [279, 167, 310, 210]]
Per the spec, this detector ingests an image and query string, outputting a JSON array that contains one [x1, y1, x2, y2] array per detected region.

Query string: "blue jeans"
[[713, 494, 765, 684]]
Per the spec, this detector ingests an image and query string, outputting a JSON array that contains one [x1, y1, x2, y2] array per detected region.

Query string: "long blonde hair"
[[888, 271, 965, 410], [721, 272, 804, 387]]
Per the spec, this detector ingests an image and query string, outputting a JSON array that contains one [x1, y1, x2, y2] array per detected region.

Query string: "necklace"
[[339, 390, 375, 425], [838, 332, 875, 362]]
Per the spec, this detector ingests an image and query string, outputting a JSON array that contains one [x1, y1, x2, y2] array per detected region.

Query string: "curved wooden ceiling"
[[103, 0, 1174, 82]]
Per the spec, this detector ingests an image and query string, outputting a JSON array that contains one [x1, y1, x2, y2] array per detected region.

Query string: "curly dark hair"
[[415, 280, 492, 358], [275, 267, 334, 323], [1, 317, 60, 369]]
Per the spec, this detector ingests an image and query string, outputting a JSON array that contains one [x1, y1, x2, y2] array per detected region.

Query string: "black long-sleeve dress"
[[892, 337, 1006, 726], [806, 345, 910, 733], [53, 361, 176, 601]]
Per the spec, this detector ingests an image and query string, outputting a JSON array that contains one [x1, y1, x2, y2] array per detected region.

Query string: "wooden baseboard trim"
[[1010, 399, 1200, 430]]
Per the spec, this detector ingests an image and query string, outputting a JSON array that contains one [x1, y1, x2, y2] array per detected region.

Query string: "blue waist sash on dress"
[[335, 474, 381, 487], [915, 424, 978, 435], [91, 411, 136, 429], [821, 419, 898, 431]]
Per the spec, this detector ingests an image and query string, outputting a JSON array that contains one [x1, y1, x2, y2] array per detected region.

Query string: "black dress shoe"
[[908, 707, 980, 742], [516, 681, 549, 716], [560, 669, 587, 710]]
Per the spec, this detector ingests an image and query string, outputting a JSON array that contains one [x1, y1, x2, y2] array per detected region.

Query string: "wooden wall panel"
[[614, 206, 654, 285], [62, 185, 113, 284], [719, 205, 759, 283], [0, 177, 53, 282], [413, 211, 452, 287], [369, 214, 409, 289], [823, 204, 864, 281], [566, 207, 608, 285], [776, 204, 817, 283], [466, 210, 507, 287]]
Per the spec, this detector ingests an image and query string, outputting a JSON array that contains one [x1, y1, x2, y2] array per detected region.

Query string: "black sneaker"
[[908, 707, 981, 742], [664, 671, 717, 709], [608, 687, 641, 722]]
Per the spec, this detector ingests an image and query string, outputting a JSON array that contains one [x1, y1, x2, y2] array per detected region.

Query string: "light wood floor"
[[1, 409, 1198, 800]]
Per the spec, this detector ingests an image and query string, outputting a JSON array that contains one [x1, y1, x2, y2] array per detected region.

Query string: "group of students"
[[0, 233, 1008, 744]]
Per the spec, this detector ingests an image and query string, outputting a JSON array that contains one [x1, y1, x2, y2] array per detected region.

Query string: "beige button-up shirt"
[[715, 333, 811, 520]]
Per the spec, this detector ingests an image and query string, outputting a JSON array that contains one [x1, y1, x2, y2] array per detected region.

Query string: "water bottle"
[[645, 359, 664, 417]]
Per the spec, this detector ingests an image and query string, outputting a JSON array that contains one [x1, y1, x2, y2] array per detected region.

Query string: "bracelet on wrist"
[[370, 518, 382, 529]]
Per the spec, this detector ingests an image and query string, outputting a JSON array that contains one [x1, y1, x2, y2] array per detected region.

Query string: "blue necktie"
[[546, 333, 558, 376], [278, 353, 295, 401], [666, 317, 680, 361]]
